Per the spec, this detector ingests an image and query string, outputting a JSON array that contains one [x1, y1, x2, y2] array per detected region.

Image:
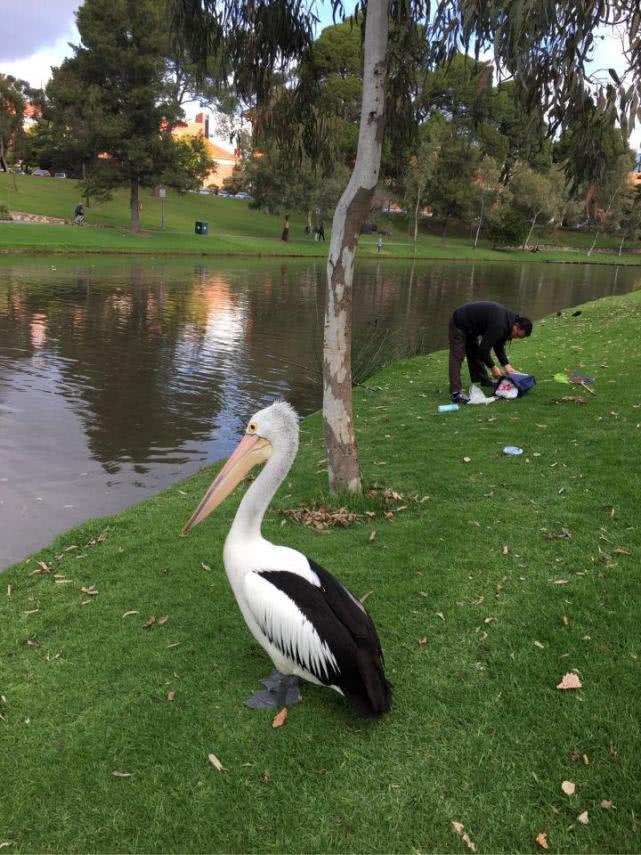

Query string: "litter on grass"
[[503, 446, 523, 455], [468, 384, 497, 405]]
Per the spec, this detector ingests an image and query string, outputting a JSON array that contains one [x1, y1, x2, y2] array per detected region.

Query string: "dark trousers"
[[448, 316, 491, 394]]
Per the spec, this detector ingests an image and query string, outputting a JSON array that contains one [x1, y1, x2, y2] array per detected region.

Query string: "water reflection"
[[1, 256, 639, 569]]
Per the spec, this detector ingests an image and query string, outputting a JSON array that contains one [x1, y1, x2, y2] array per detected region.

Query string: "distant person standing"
[[317, 221, 325, 241], [281, 214, 290, 242], [448, 301, 532, 405], [377, 235, 383, 254], [73, 202, 86, 225]]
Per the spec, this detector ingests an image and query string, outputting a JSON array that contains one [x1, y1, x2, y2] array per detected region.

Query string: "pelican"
[[182, 401, 392, 718]]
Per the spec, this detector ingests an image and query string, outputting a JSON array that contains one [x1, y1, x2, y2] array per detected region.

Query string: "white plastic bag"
[[468, 384, 497, 405], [494, 378, 519, 399]]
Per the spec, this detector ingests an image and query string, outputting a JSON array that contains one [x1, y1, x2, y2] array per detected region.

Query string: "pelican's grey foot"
[[244, 672, 302, 709]]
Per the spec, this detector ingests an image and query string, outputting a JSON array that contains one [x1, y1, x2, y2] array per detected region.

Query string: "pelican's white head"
[[182, 400, 300, 533]]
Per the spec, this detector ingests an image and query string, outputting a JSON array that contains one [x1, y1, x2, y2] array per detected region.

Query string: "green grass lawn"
[[1, 173, 640, 265], [1, 290, 640, 853]]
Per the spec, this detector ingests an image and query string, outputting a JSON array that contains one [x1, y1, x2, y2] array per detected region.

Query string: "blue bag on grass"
[[495, 372, 536, 398]]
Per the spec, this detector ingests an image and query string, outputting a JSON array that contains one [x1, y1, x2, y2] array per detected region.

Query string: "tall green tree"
[[510, 165, 562, 249], [0, 75, 29, 173], [46, 0, 211, 231]]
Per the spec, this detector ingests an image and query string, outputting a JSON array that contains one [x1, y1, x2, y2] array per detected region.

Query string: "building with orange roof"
[[172, 113, 239, 188]]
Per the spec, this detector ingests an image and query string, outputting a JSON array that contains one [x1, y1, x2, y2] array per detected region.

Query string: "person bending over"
[[448, 301, 532, 404]]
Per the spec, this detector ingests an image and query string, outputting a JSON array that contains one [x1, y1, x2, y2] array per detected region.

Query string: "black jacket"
[[453, 301, 516, 368]]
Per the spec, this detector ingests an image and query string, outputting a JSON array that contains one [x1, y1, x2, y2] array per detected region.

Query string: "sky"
[[2, 0, 639, 153]]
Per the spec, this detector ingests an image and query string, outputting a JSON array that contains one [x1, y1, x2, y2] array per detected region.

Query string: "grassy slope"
[[1, 173, 640, 264], [1, 291, 640, 853]]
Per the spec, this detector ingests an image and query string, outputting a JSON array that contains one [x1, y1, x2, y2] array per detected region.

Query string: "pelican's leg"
[[244, 670, 302, 709]]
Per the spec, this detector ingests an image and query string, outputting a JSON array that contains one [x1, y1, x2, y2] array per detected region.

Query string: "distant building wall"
[[171, 113, 239, 187]]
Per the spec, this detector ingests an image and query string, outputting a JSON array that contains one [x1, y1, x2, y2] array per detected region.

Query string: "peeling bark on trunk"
[[130, 176, 140, 233], [323, 0, 388, 495]]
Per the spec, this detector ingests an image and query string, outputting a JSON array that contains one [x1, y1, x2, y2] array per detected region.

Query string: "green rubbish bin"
[[195, 221, 208, 235]]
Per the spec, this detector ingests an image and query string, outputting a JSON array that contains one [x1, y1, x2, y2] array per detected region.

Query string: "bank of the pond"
[[1, 291, 640, 853], [2, 174, 641, 265], [2, 221, 641, 266]]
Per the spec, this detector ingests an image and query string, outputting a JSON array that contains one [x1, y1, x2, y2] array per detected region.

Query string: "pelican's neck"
[[229, 441, 295, 542]]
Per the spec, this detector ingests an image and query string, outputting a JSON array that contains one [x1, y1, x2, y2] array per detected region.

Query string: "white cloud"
[[1, 32, 78, 88], [0, 0, 80, 62]]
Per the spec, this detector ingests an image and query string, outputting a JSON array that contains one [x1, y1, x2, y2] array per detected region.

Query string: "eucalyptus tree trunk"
[[474, 196, 485, 248], [130, 176, 140, 233], [523, 211, 540, 250], [323, 0, 388, 494], [412, 193, 420, 255], [587, 230, 599, 256], [619, 236, 625, 256]]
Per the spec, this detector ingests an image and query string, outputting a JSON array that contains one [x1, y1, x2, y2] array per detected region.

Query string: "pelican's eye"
[[248, 422, 257, 434]]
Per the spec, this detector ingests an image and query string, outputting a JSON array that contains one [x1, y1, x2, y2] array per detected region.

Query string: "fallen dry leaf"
[[282, 504, 362, 531], [535, 832, 549, 850], [551, 579, 570, 585], [463, 456, 472, 463], [122, 610, 139, 618], [600, 800, 614, 809], [557, 672, 582, 690], [158, 615, 169, 625], [613, 547, 630, 556], [561, 780, 576, 796], [577, 811, 589, 825], [562, 615, 569, 626], [263, 769, 270, 783], [143, 616, 156, 629], [111, 771, 131, 778], [272, 707, 288, 728], [502, 545, 509, 556], [359, 590, 373, 604], [451, 821, 477, 852], [0, 843, 14, 850], [555, 395, 587, 405], [534, 640, 545, 649], [368, 529, 377, 542], [207, 753, 225, 771], [417, 637, 428, 646], [80, 586, 98, 596], [545, 527, 572, 540], [167, 690, 176, 702]]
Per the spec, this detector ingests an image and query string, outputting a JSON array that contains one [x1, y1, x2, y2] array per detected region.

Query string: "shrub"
[[486, 206, 528, 248], [0, 204, 12, 221]]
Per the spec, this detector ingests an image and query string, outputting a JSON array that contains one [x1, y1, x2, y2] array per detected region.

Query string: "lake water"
[[1, 255, 639, 569]]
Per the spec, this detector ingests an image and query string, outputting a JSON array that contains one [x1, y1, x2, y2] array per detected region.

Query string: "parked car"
[[32, 169, 51, 177], [54, 172, 67, 179], [234, 192, 250, 199], [198, 189, 210, 195]]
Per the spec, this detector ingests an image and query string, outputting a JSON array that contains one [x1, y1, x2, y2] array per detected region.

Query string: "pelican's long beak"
[[181, 434, 272, 534]]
